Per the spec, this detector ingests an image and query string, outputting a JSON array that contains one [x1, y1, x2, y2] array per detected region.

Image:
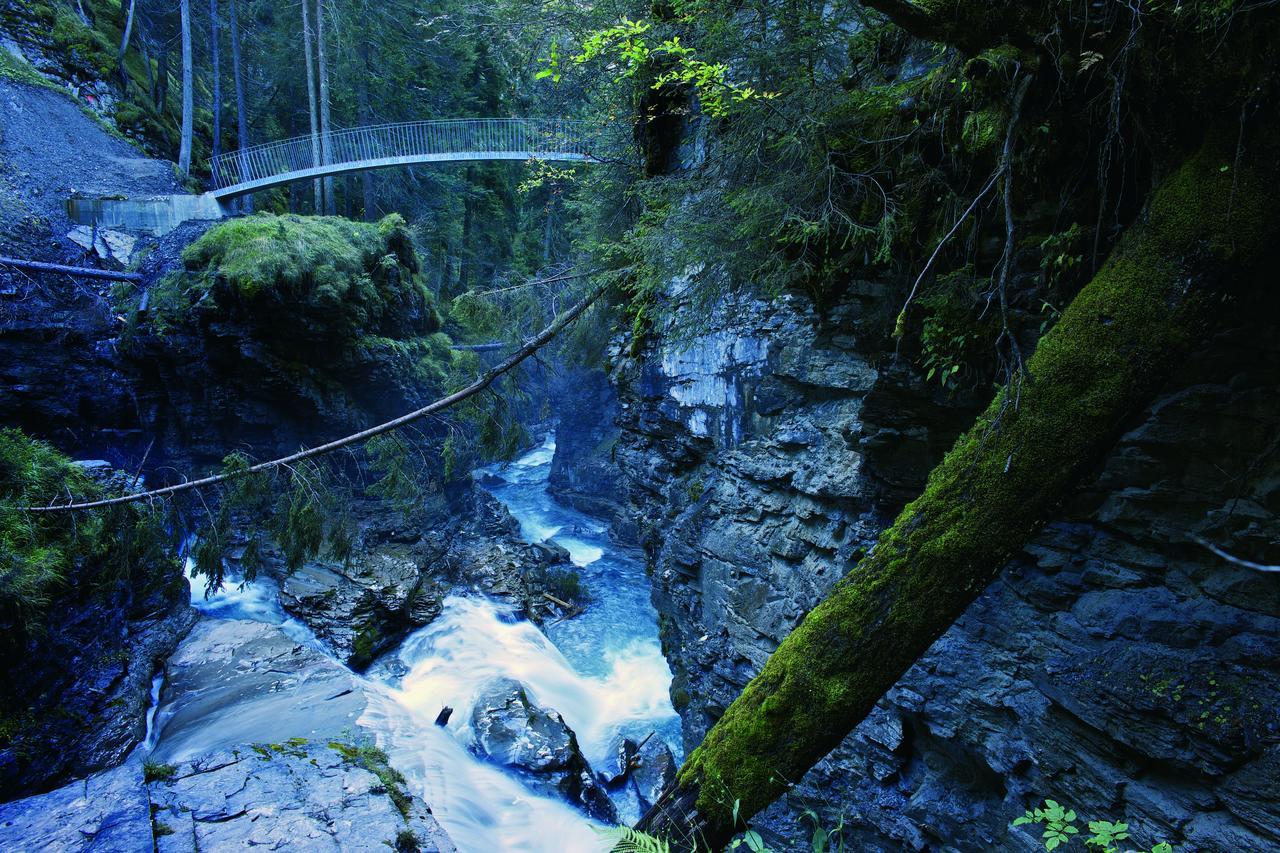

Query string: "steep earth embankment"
[[581, 277, 1280, 850]]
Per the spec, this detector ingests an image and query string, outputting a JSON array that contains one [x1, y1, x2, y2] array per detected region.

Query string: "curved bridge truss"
[[210, 118, 604, 199]]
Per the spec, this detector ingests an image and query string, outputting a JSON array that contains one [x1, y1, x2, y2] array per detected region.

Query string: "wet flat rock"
[[150, 742, 454, 852], [149, 618, 366, 764], [0, 758, 152, 853]]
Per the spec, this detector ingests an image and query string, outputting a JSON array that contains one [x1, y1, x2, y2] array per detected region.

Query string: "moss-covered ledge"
[[635, 127, 1280, 849]]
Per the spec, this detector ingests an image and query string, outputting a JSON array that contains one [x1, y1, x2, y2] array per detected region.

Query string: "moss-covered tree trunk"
[[636, 132, 1279, 849]]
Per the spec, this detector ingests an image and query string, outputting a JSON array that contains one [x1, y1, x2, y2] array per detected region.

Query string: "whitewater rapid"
[[160, 435, 680, 852]]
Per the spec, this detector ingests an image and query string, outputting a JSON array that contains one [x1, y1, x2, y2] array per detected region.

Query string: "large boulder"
[[630, 736, 678, 814], [470, 677, 617, 823], [147, 618, 366, 764], [602, 734, 678, 814]]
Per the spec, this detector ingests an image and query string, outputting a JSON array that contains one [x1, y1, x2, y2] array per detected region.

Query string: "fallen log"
[[0, 255, 143, 283]]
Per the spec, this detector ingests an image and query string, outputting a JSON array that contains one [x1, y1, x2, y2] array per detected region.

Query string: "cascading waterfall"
[[149, 434, 681, 853], [367, 434, 682, 849]]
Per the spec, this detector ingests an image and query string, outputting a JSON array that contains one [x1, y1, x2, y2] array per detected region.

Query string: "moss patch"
[[329, 740, 414, 818], [0, 428, 178, 645]]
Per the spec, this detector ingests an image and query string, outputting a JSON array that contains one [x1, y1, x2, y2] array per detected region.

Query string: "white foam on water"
[[556, 536, 605, 566], [390, 596, 677, 769]]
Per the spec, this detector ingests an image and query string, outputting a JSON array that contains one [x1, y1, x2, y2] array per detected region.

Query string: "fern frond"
[[595, 826, 672, 853]]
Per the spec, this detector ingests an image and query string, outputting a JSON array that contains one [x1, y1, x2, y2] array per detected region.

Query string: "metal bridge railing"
[[210, 118, 604, 194]]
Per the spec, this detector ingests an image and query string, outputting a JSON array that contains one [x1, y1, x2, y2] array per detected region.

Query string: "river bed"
[[151, 434, 680, 852]]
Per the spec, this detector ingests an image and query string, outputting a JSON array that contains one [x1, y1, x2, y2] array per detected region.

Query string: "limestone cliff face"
[[604, 277, 1280, 851]]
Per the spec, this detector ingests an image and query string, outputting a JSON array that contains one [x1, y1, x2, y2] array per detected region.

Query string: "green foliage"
[[142, 759, 177, 783], [0, 429, 102, 632], [1039, 224, 1089, 290], [553, 17, 775, 117], [350, 618, 383, 669], [539, 566, 587, 605], [686, 478, 705, 502], [329, 738, 413, 818], [177, 213, 429, 321], [915, 270, 996, 392], [0, 429, 176, 641], [802, 809, 848, 852], [599, 826, 672, 853], [0, 45, 57, 89], [366, 435, 428, 514], [394, 828, 421, 853], [1013, 799, 1174, 853], [272, 473, 327, 574]]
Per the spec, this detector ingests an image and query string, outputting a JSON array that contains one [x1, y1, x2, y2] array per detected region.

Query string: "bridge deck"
[[211, 118, 603, 199]]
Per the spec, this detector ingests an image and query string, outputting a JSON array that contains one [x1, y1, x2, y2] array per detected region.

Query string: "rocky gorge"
[[547, 266, 1280, 850], [4, 0, 1280, 849]]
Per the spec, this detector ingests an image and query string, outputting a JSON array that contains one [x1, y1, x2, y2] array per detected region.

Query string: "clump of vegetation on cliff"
[[131, 213, 453, 411], [0, 428, 176, 641], [168, 212, 440, 336]]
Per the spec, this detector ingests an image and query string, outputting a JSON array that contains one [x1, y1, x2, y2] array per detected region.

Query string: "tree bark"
[[301, 0, 323, 213], [636, 133, 1280, 849], [228, 0, 252, 212], [356, 35, 375, 221], [209, 0, 221, 187], [116, 0, 136, 86], [177, 0, 194, 176], [316, 0, 335, 215], [155, 39, 169, 111]]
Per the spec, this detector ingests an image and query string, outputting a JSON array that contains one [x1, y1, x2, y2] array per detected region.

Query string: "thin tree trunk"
[[636, 135, 1280, 849], [228, 0, 252, 212], [301, 0, 322, 213], [316, 0, 334, 215], [155, 40, 169, 111], [117, 0, 136, 86], [209, 0, 221, 187], [141, 39, 154, 94], [24, 279, 606, 513], [356, 35, 375, 221], [177, 0, 194, 176]]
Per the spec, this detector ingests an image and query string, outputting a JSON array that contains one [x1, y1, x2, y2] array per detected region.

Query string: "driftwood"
[[542, 592, 575, 610], [0, 255, 143, 283], [605, 730, 657, 789]]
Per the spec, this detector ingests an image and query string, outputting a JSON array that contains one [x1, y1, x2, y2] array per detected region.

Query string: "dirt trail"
[[0, 77, 180, 253]]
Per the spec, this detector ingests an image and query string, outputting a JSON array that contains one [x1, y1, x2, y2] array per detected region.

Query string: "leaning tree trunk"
[[228, 0, 251, 212], [636, 131, 1279, 849], [177, 0, 194, 176], [301, 0, 323, 213]]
